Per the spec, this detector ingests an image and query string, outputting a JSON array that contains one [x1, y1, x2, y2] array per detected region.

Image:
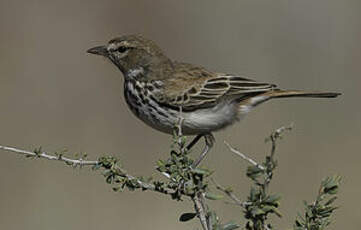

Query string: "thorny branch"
[[0, 123, 340, 230], [0, 145, 173, 194], [0, 145, 98, 166], [0, 141, 212, 228]]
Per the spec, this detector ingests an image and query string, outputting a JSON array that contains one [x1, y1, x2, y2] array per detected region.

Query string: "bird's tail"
[[267, 89, 341, 99], [240, 89, 341, 109]]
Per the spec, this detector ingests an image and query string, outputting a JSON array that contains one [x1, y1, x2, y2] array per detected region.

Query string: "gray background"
[[0, 0, 360, 229]]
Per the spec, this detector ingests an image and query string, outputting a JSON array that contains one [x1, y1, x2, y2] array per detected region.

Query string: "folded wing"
[[156, 68, 276, 111]]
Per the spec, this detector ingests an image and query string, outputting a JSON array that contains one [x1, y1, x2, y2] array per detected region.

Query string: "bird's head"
[[87, 34, 172, 80]]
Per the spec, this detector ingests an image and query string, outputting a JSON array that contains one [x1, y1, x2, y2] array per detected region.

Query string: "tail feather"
[[240, 89, 341, 108], [268, 90, 341, 99]]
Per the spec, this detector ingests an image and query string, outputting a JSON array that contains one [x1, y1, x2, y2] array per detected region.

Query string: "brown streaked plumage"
[[87, 34, 341, 167]]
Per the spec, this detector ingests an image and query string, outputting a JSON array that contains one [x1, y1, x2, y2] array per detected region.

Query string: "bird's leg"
[[186, 134, 204, 151], [192, 133, 215, 168]]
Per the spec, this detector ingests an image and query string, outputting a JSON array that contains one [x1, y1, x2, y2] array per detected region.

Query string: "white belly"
[[181, 101, 240, 135], [124, 81, 245, 135], [126, 94, 241, 135]]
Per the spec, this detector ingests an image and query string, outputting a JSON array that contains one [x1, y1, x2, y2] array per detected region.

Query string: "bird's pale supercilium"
[[87, 34, 340, 166]]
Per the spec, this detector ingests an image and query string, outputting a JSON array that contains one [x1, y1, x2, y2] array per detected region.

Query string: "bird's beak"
[[87, 45, 108, 56]]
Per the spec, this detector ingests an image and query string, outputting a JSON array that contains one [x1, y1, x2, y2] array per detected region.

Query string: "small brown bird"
[[87, 35, 340, 166]]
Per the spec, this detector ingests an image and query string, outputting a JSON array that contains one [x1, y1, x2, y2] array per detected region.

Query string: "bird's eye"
[[117, 46, 128, 53]]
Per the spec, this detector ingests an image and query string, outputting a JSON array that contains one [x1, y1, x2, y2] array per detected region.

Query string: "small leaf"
[[322, 175, 341, 195], [250, 207, 265, 216], [261, 205, 275, 213], [273, 208, 283, 217], [205, 192, 224, 200], [325, 196, 337, 206], [179, 212, 197, 222], [265, 194, 281, 207], [105, 175, 113, 184], [246, 165, 263, 180], [208, 210, 218, 226], [249, 187, 260, 201], [222, 221, 240, 230], [112, 186, 122, 192], [191, 168, 210, 175], [156, 160, 165, 167], [224, 186, 233, 193], [92, 164, 101, 170]]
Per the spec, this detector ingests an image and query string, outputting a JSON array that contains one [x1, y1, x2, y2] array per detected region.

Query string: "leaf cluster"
[[243, 129, 286, 230], [156, 147, 212, 200], [294, 175, 341, 230], [95, 156, 146, 191]]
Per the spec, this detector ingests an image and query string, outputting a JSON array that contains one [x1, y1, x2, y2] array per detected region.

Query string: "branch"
[[0, 144, 98, 166], [266, 124, 293, 157], [224, 141, 265, 171], [0, 116, 219, 230], [0, 144, 172, 194], [212, 178, 247, 208], [0, 122, 340, 230], [193, 192, 211, 230]]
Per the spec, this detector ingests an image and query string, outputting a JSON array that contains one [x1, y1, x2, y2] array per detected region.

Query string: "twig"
[[0, 144, 173, 194], [177, 106, 184, 137], [192, 192, 210, 230], [0, 144, 98, 166], [224, 141, 265, 171], [267, 124, 293, 157], [211, 178, 247, 208]]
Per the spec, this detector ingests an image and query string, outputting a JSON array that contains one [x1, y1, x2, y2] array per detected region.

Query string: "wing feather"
[[152, 64, 276, 111]]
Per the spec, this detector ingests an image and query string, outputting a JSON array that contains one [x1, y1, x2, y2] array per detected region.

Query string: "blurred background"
[[0, 0, 360, 229]]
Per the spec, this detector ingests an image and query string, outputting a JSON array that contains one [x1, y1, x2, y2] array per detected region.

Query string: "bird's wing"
[[152, 63, 276, 111]]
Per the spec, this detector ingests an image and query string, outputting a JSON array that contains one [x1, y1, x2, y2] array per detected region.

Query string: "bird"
[[87, 34, 340, 167]]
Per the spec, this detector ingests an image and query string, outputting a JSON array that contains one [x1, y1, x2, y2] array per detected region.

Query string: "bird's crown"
[[87, 34, 172, 78], [107, 34, 165, 56]]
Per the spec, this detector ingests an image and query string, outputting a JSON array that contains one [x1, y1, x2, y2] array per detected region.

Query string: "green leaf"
[[264, 194, 281, 208], [324, 196, 337, 206], [205, 192, 224, 200], [261, 205, 275, 213], [250, 207, 265, 216], [222, 221, 240, 230], [156, 160, 165, 167], [179, 212, 197, 222], [208, 210, 218, 226], [191, 168, 210, 175], [249, 187, 260, 201], [265, 194, 281, 203], [224, 186, 233, 193], [246, 165, 264, 180], [105, 175, 113, 184], [274, 208, 283, 217], [322, 175, 341, 194], [112, 186, 122, 192]]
